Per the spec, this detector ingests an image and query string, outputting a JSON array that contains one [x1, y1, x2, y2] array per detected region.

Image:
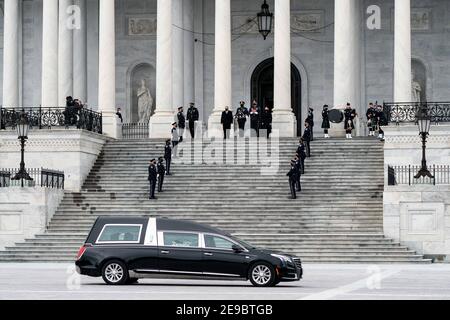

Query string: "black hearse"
[[75, 217, 303, 287]]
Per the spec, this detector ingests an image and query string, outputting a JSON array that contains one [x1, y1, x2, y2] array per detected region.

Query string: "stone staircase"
[[0, 137, 431, 263]]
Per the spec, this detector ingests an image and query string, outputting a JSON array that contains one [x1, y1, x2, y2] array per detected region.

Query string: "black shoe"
[[150, 197, 157, 200]]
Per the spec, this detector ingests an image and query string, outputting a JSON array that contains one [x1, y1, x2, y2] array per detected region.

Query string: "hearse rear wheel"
[[249, 262, 276, 287], [102, 260, 129, 285]]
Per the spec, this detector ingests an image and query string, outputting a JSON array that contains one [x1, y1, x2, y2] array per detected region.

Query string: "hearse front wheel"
[[102, 260, 129, 285], [249, 262, 276, 287]]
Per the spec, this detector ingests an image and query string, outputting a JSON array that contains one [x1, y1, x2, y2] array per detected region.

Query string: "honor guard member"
[[260, 106, 273, 138], [322, 105, 330, 138], [177, 107, 186, 142], [287, 161, 298, 199], [296, 139, 307, 174], [221, 106, 234, 139], [306, 107, 315, 141], [376, 104, 386, 140], [366, 103, 377, 137], [186, 103, 199, 139], [235, 101, 249, 137], [164, 139, 172, 176], [293, 155, 302, 192], [148, 159, 158, 200], [303, 122, 312, 157], [344, 103, 357, 139], [249, 103, 260, 137], [157, 157, 166, 192], [171, 122, 179, 149]]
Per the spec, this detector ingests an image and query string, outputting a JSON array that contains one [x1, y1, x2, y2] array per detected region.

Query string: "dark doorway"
[[250, 58, 302, 136]]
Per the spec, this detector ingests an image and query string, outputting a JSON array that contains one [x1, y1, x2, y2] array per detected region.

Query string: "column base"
[[149, 112, 176, 139], [272, 111, 297, 137], [207, 112, 234, 138], [102, 112, 120, 139]]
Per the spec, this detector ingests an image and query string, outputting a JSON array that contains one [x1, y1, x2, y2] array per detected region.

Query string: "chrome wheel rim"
[[252, 265, 272, 285], [105, 263, 124, 283]]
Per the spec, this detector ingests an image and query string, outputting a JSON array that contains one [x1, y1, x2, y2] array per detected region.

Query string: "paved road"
[[0, 263, 450, 300]]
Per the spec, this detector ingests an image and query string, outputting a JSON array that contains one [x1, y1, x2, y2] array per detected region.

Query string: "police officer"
[[344, 103, 357, 139], [186, 103, 199, 139], [260, 106, 272, 139], [249, 103, 260, 137], [322, 105, 330, 138], [164, 139, 172, 176], [157, 157, 166, 192], [235, 101, 249, 137], [296, 138, 307, 174], [171, 122, 179, 149], [287, 161, 298, 199], [177, 107, 186, 142], [294, 155, 302, 192], [221, 106, 233, 139], [306, 107, 315, 141], [303, 122, 312, 157], [148, 159, 158, 200]]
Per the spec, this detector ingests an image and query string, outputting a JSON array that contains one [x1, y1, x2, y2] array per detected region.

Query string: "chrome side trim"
[[203, 272, 241, 277]]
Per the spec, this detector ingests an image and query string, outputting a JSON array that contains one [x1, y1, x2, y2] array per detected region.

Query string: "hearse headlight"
[[271, 254, 293, 265]]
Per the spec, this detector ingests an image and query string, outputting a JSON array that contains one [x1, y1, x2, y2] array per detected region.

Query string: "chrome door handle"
[[204, 252, 213, 256], [161, 250, 170, 254]]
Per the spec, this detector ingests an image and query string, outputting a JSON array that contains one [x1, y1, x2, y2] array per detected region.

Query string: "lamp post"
[[257, 0, 273, 40], [414, 106, 434, 179], [12, 110, 33, 187]]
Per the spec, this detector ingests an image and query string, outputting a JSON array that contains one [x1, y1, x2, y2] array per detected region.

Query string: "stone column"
[[332, 0, 361, 137], [183, 0, 195, 107], [42, 0, 59, 108], [172, 0, 184, 111], [2, 0, 20, 108], [394, 0, 412, 102], [58, 0, 74, 106], [98, 0, 118, 138], [150, 0, 174, 138], [73, 0, 87, 102], [272, 0, 296, 137], [208, 0, 232, 137]]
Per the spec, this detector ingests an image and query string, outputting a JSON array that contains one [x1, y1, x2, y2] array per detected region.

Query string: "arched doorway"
[[250, 58, 302, 136]]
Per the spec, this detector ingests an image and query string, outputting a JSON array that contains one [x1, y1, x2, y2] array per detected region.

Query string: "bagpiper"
[[321, 105, 330, 138], [366, 103, 377, 137], [344, 103, 357, 139]]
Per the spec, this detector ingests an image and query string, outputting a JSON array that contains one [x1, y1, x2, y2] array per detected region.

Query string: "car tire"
[[101, 260, 129, 285], [249, 262, 276, 287]]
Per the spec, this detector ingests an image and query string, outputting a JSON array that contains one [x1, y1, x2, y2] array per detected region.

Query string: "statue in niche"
[[137, 79, 154, 123], [411, 72, 422, 104]]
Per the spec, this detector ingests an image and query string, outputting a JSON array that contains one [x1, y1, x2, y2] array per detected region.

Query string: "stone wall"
[[383, 124, 450, 262], [0, 187, 64, 250], [0, 129, 108, 191]]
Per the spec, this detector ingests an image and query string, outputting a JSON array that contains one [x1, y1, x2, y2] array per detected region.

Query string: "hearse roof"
[[94, 216, 228, 235]]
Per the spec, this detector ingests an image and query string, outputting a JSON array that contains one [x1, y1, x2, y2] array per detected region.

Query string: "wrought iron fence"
[[0, 168, 65, 189], [383, 102, 450, 124], [0, 106, 102, 134], [388, 165, 450, 186], [122, 123, 149, 139]]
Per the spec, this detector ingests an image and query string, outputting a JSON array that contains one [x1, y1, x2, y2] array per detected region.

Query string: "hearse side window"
[[204, 234, 235, 250], [163, 232, 199, 248], [96, 224, 142, 244]]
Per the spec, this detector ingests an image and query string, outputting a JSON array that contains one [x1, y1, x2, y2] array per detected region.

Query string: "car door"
[[202, 234, 250, 278], [157, 231, 203, 275]]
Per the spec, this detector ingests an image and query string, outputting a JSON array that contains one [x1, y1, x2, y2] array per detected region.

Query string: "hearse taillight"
[[76, 244, 92, 260]]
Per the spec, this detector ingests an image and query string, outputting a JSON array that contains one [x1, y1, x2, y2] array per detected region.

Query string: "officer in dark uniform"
[[344, 103, 357, 139], [366, 103, 377, 137], [186, 103, 199, 139], [164, 139, 172, 176], [148, 159, 158, 200], [287, 161, 298, 199], [322, 105, 330, 138], [296, 138, 307, 174], [235, 101, 249, 137], [260, 107, 272, 138], [294, 154, 302, 192], [157, 157, 166, 192], [221, 106, 233, 139], [249, 104, 260, 137], [303, 122, 312, 157], [306, 107, 315, 141], [177, 107, 186, 142], [171, 122, 179, 149]]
